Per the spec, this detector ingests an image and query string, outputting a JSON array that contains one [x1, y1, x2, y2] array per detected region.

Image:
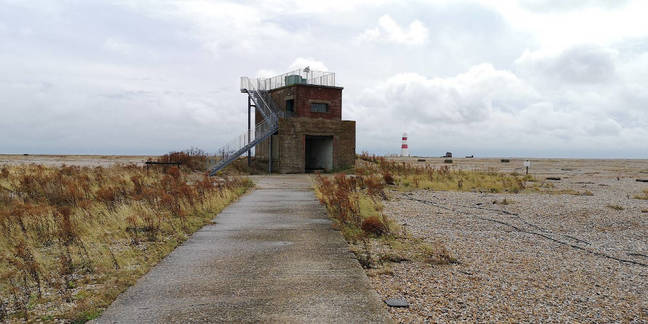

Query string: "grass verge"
[[357, 154, 535, 193], [0, 163, 251, 322], [313, 173, 456, 272]]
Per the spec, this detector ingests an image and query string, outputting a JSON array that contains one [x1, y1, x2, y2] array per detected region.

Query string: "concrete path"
[[96, 175, 391, 323]]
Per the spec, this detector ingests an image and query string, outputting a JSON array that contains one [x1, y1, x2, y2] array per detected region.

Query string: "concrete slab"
[[95, 175, 391, 323]]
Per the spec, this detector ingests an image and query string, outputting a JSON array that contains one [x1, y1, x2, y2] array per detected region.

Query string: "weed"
[[361, 216, 389, 236], [382, 172, 395, 185], [633, 189, 648, 200], [314, 171, 455, 272], [537, 188, 594, 196], [366, 264, 394, 277], [606, 204, 624, 211], [314, 174, 395, 241]]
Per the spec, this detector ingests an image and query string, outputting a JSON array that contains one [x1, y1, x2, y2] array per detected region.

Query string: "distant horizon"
[[2, 152, 647, 160]]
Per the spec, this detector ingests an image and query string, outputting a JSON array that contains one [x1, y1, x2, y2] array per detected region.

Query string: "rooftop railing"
[[240, 69, 336, 92]]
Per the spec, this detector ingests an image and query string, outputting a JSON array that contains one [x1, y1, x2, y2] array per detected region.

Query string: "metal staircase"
[[208, 82, 281, 176]]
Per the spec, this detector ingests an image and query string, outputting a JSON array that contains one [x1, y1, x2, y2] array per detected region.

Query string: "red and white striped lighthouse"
[[400, 132, 408, 157]]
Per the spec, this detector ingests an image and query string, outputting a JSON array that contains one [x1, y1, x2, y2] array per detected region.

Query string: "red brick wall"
[[268, 84, 343, 120]]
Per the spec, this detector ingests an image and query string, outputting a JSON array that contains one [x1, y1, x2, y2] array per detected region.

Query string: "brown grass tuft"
[[606, 204, 625, 211], [156, 147, 210, 171], [361, 216, 388, 236], [633, 189, 648, 200]]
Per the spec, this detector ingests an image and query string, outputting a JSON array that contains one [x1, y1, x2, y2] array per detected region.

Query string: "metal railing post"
[[268, 134, 272, 174], [247, 95, 252, 167]]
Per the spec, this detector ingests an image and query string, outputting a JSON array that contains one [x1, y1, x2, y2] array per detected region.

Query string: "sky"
[[1, 0, 647, 158]]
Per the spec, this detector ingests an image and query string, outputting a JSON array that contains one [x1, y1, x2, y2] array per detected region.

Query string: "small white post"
[[524, 160, 531, 175]]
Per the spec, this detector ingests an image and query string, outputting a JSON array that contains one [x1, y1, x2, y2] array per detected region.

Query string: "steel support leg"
[[268, 134, 272, 174], [247, 95, 251, 167]]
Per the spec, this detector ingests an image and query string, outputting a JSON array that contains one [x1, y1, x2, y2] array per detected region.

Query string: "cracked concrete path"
[[95, 175, 391, 323]]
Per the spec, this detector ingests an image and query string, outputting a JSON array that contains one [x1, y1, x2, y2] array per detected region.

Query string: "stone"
[[385, 298, 409, 308]]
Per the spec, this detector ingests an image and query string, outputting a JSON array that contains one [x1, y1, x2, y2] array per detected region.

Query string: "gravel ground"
[[0, 154, 151, 167], [369, 162, 648, 322]]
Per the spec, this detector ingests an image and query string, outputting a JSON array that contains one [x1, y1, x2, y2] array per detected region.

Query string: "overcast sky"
[[1, 0, 647, 158]]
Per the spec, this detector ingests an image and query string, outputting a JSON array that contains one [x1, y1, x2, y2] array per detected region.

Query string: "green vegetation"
[[0, 162, 251, 322]]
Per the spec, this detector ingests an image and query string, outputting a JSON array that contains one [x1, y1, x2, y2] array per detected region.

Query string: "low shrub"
[[314, 174, 395, 240], [361, 216, 389, 236], [156, 147, 210, 171]]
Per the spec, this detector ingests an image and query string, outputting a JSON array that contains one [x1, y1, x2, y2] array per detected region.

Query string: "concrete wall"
[[255, 118, 355, 173], [280, 118, 355, 173]]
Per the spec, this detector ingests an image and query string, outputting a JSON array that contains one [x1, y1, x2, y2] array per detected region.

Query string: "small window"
[[286, 99, 294, 112], [311, 103, 328, 113]]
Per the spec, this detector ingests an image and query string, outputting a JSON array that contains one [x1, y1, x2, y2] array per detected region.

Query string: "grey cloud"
[[515, 45, 617, 85], [349, 56, 646, 157], [0, 0, 646, 158]]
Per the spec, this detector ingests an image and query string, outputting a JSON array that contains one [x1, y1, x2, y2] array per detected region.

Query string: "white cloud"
[[348, 57, 647, 157], [355, 64, 537, 124], [288, 58, 329, 72], [117, 1, 306, 57], [357, 15, 428, 45], [518, 0, 630, 12], [256, 69, 278, 78], [103, 38, 134, 55], [480, 0, 648, 49]]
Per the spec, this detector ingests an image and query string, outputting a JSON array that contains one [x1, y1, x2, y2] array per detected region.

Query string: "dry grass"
[[313, 172, 455, 271], [356, 156, 534, 193], [533, 188, 595, 196], [606, 204, 625, 211], [314, 174, 395, 241], [154, 147, 210, 171], [633, 189, 648, 200], [0, 163, 251, 322]]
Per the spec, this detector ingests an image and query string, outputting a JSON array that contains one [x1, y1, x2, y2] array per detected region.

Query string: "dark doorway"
[[305, 135, 333, 172]]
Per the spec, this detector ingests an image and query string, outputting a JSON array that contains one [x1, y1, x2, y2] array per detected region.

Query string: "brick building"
[[253, 71, 355, 173], [207, 69, 356, 176]]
